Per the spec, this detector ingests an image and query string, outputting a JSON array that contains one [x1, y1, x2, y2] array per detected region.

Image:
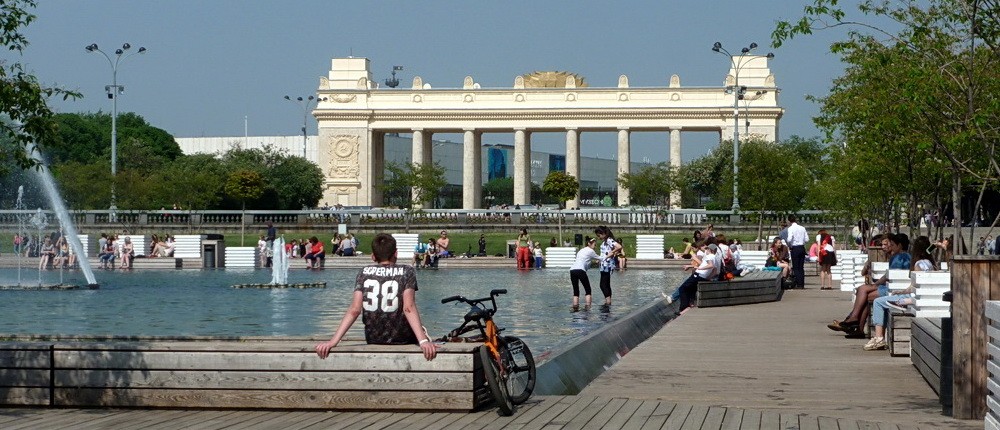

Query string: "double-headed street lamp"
[[284, 95, 321, 159], [712, 41, 773, 213], [85, 42, 147, 214]]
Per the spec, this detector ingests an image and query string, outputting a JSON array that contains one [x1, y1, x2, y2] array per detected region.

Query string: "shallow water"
[[0, 267, 686, 355]]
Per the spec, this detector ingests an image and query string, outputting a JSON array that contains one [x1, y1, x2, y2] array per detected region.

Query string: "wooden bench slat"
[[54, 369, 474, 391], [0, 387, 49, 405], [54, 351, 473, 372], [53, 388, 478, 410], [50, 341, 476, 353], [0, 350, 51, 368]]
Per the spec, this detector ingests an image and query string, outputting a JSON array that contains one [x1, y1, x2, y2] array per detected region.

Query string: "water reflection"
[[0, 268, 686, 354]]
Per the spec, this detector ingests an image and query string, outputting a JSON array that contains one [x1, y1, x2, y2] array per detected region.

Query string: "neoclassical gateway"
[[313, 57, 782, 209]]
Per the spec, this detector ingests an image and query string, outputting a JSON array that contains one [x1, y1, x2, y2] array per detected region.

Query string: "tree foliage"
[[224, 170, 264, 210], [541, 170, 580, 208], [617, 162, 677, 207], [773, 0, 1000, 249], [380, 161, 448, 208], [0, 0, 80, 176]]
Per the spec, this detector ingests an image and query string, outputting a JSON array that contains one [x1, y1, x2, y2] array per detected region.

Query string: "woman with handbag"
[[818, 230, 837, 290]]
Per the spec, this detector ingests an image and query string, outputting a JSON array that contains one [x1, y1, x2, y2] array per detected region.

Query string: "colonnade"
[[405, 127, 684, 209]]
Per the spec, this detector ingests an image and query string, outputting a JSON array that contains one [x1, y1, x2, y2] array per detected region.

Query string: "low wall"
[[534, 297, 678, 395]]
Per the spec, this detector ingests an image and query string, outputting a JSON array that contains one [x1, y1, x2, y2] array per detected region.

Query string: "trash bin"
[[201, 236, 225, 268], [507, 240, 517, 258], [574, 234, 584, 246]]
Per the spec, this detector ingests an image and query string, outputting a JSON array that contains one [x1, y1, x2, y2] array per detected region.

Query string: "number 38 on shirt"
[[362, 279, 400, 312]]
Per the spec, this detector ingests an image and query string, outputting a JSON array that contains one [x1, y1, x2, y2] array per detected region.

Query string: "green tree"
[[379, 161, 448, 208], [617, 162, 677, 207], [0, 0, 80, 176], [774, 0, 1000, 252], [267, 156, 324, 209], [225, 170, 265, 210], [482, 177, 514, 206], [541, 171, 579, 209]]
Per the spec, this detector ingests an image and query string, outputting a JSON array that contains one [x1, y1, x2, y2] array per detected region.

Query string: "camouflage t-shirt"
[[354, 263, 419, 345]]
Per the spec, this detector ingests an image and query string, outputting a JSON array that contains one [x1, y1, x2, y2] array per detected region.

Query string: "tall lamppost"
[[284, 95, 320, 159], [740, 90, 768, 135], [712, 41, 773, 213], [86, 42, 146, 215]]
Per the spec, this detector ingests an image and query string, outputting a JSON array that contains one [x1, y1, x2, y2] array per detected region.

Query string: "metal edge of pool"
[[533, 296, 680, 395]]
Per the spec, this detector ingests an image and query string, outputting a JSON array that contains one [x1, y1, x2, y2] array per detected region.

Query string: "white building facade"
[[312, 57, 782, 209]]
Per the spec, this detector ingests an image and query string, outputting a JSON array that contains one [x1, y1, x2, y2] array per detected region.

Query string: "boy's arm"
[[402, 288, 437, 361], [315, 290, 364, 359]]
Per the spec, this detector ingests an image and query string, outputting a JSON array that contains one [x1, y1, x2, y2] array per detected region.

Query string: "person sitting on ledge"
[[413, 240, 428, 268], [315, 233, 436, 361], [828, 233, 910, 338], [664, 242, 717, 311], [304, 236, 325, 269], [38, 237, 55, 270], [863, 235, 935, 351]]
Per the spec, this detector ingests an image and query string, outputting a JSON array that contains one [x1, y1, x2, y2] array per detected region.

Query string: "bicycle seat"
[[464, 308, 491, 322]]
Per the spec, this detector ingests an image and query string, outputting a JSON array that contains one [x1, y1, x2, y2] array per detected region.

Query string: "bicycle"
[[439, 289, 536, 416]]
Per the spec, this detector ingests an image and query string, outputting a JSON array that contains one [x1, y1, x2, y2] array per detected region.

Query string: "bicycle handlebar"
[[440, 289, 507, 305]]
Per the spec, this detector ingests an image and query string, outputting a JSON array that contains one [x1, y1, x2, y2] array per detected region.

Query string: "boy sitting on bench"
[[315, 233, 437, 361]]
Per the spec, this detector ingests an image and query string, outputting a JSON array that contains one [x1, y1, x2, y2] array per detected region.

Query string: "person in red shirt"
[[304, 236, 325, 269]]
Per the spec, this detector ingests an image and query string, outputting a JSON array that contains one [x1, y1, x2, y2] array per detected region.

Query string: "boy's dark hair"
[[787, 214, 797, 223], [371, 233, 397, 262]]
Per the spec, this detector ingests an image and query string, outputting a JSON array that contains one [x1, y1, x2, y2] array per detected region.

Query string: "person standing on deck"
[[786, 215, 808, 289]]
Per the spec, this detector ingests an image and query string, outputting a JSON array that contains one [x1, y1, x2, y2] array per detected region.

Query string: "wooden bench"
[[911, 317, 953, 414], [886, 308, 913, 357], [0, 339, 489, 411], [695, 270, 783, 308]]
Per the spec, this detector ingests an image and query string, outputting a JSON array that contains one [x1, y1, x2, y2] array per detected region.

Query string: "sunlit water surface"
[[0, 268, 686, 356]]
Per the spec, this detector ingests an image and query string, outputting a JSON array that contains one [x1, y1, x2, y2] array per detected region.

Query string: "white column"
[[670, 128, 682, 209], [513, 129, 531, 205], [617, 128, 630, 206], [371, 131, 385, 207], [411, 130, 425, 207], [462, 129, 482, 209], [565, 128, 580, 209]]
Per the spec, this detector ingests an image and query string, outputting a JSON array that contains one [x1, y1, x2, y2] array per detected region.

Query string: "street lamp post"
[[284, 95, 320, 159], [741, 90, 768, 135], [85, 42, 146, 216], [712, 42, 773, 213]]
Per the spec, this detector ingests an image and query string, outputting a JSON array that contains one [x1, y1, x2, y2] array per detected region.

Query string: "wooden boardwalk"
[[0, 395, 960, 429], [0, 276, 984, 428]]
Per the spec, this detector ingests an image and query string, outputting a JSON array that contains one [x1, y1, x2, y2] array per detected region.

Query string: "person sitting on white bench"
[[864, 236, 935, 350]]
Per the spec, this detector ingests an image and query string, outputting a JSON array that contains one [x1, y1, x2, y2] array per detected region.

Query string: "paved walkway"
[[581, 281, 979, 429]]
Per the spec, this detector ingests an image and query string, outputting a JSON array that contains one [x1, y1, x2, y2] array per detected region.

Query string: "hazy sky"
[[18, 1, 850, 163]]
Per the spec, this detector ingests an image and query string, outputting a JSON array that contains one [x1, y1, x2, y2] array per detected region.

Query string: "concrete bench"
[[695, 270, 783, 308], [0, 339, 488, 411], [911, 317, 953, 414], [634, 235, 664, 260]]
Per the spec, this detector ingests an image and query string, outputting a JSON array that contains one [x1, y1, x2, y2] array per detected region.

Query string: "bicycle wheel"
[[501, 335, 536, 404], [479, 345, 514, 416]]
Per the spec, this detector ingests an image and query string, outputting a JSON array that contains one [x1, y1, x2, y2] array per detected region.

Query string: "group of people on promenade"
[[13, 231, 177, 271]]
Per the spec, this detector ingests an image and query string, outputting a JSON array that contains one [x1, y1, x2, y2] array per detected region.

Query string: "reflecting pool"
[[0, 268, 686, 355]]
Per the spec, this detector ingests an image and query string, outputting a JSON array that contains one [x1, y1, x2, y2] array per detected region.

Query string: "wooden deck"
[[0, 395, 963, 429]]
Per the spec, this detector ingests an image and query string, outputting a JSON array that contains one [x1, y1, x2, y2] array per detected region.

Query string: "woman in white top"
[[569, 237, 601, 309], [865, 236, 935, 351]]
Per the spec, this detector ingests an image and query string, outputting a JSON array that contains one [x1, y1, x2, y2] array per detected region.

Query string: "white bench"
[[887, 269, 911, 291], [739, 250, 769, 269], [837, 255, 869, 291], [392, 233, 420, 260], [173, 234, 202, 258], [128, 236, 147, 257], [544, 247, 577, 268], [225, 247, 257, 268], [634, 235, 664, 260], [909, 271, 951, 318]]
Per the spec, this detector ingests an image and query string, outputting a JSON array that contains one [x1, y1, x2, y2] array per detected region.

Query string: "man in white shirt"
[[786, 215, 809, 289], [665, 244, 717, 310]]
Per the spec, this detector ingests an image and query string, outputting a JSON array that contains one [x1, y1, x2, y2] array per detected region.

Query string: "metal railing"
[[0, 208, 842, 231]]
